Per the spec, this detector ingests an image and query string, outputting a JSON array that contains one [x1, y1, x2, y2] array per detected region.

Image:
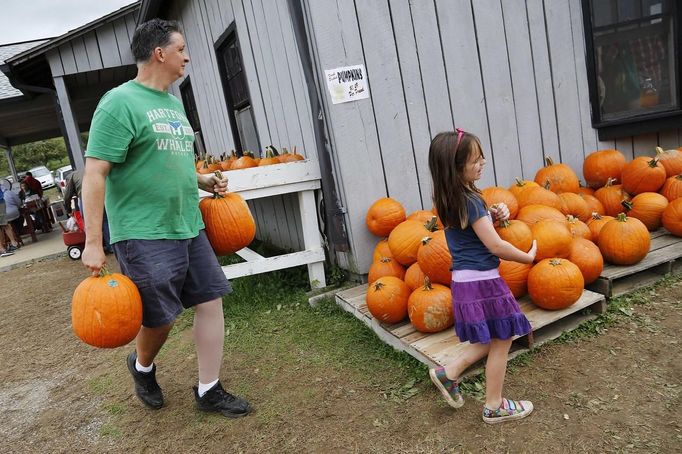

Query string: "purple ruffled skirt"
[[451, 272, 531, 344]]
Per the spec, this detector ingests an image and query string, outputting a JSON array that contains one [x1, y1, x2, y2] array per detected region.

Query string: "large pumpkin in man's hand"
[[200, 192, 256, 255], [72, 270, 142, 348]]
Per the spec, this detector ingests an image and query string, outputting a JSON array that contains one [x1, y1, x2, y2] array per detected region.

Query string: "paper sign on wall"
[[324, 64, 370, 104]]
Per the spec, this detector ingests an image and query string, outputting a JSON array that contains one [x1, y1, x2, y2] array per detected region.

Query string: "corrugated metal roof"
[[0, 40, 48, 99]]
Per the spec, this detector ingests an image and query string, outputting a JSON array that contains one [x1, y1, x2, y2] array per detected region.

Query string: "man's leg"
[[193, 298, 224, 384], [136, 323, 174, 367]]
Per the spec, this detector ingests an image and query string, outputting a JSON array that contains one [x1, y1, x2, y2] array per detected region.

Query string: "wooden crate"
[[335, 284, 605, 373], [586, 228, 682, 299]]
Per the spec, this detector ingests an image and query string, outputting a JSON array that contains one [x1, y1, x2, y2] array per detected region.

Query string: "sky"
[[0, 0, 137, 45]]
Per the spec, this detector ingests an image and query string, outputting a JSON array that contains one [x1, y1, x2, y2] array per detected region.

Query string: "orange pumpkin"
[[586, 212, 614, 243], [516, 204, 566, 226], [516, 185, 563, 210], [416, 230, 452, 285], [372, 238, 393, 261], [534, 157, 580, 194], [368, 257, 406, 283], [230, 155, 259, 170], [566, 215, 592, 241], [199, 183, 256, 256], [404, 262, 428, 291], [662, 198, 682, 236], [576, 184, 595, 197], [527, 259, 584, 310], [366, 276, 410, 324], [388, 218, 438, 266], [568, 238, 603, 284], [508, 178, 539, 199], [278, 146, 305, 162], [482, 186, 519, 220], [531, 219, 572, 261], [407, 279, 453, 333], [660, 175, 682, 202], [598, 213, 650, 265], [580, 193, 605, 216], [71, 269, 142, 348], [258, 149, 280, 166], [559, 192, 590, 222], [594, 178, 630, 216], [366, 198, 406, 237], [407, 210, 444, 229], [583, 149, 627, 188], [621, 156, 667, 195], [656, 146, 682, 177], [495, 219, 533, 252], [621, 192, 668, 231], [498, 260, 532, 298]]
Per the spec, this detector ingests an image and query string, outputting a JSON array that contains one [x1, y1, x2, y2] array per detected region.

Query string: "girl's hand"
[[197, 173, 228, 195], [490, 203, 510, 222], [527, 240, 538, 262]]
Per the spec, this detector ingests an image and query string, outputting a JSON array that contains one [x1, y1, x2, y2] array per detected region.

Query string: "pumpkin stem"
[[604, 177, 616, 187], [648, 157, 660, 168], [98, 265, 110, 277], [425, 216, 438, 232], [543, 180, 551, 190], [422, 276, 433, 291], [372, 281, 385, 291], [548, 258, 563, 266], [621, 200, 633, 212], [545, 156, 555, 166], [421, 235, 432, 246], [566, 215, 577, 223], [514, 177, 525, 187], [590, 211, 603, 221], [616, 212, 628, 222], [498, 219, 511, 228], [379, 256, 392, 263], [211, 171, 225, 199]]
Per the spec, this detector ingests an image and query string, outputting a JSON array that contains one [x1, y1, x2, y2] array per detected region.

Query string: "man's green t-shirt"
[[85, 80, 203, 243]]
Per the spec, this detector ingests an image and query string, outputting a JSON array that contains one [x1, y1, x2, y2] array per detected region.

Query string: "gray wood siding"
[[46, 13, 137, 76], [303, 0, 682, 274], [166, 0, 318, 252]]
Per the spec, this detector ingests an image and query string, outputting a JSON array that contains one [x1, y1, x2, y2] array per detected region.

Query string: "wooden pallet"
[[586, 228, 682, 299], [335, 284, 605, 373]]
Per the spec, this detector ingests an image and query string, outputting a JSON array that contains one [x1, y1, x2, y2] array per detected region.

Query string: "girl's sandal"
[[482, 397, 533, 424], [429, 367, 464, 408]]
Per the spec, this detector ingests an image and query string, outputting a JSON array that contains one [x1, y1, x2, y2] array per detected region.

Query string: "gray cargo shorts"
[[113, 230, 232, 328]]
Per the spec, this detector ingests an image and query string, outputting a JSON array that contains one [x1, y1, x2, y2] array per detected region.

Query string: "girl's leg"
[[484, 337, 513, 409], [3, 225, 19, 247], [443, 342, 490, 380]]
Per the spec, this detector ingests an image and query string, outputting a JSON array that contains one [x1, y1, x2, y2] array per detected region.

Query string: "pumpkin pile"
[[196, 145, 304, 173], [364, 146, 682, 328]]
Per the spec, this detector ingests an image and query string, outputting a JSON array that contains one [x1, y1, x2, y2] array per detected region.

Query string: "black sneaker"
[[194, 381, 251, 418], [126, 351, 163, 409]]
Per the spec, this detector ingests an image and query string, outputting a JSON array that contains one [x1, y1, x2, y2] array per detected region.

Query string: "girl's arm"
[[472, 215, 536, 264]]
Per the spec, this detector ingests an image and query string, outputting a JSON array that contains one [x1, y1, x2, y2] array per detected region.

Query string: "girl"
[[427, 129, 537, 424]]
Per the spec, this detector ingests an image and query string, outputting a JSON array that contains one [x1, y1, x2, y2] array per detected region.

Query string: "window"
[[215, 24, 260, 155], [583, 0, 680, 139], [179, 77, 204, 156]]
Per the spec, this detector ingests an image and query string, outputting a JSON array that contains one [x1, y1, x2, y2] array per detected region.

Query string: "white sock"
[[197, 379, 219, 397], [135, 359, 154, 373]]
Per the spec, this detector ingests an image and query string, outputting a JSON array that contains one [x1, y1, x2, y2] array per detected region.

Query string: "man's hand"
[[489, 202, 510, 222], [82, 244, 106, 276], [198, 173, 228, 195]]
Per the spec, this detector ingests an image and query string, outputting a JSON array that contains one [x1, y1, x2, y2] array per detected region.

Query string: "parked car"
[[54, 165, 74, 196], [27, 165, 56, 189]]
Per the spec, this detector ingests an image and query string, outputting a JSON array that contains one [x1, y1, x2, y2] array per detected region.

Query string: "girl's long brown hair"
[[428, 131, 486, 229]]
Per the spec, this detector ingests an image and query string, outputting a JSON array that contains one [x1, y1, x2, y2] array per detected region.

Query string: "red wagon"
[[59, 208, 86, 260]]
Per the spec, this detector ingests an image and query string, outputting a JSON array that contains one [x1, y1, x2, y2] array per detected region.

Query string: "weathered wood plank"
[[518, 290, 605, 332], [113, 17, 134, 65], [633, 133, 658, 157], [71, 37, 91, 73], [658, 130, 680, 149], [46, 49, 64, 76], [526, 0, 559, 175], [96, 22, 123, 68], [59, 43, 78, 75], [600, 241, 682, 279], [545, 0, 584, 176], [473, 0, 522, 186], [616, 137, 634, 161], [221, 248, 324, 279], [502, 0, 544, 181], [83, 31, 103, 71], [436, 0, 494, 187]]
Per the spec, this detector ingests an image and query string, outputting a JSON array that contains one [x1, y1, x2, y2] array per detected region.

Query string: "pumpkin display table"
[[200, 159, 326, 289]]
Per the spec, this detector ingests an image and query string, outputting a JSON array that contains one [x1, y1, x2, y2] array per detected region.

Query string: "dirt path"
[[1, 256, 680, 453]]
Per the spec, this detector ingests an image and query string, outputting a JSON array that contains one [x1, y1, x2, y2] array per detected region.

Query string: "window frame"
[[582, 0, 682, 140], [214, 22, 260, 155]]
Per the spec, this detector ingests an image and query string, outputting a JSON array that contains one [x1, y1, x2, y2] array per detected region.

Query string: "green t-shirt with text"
[[85, 80, 203, 243]]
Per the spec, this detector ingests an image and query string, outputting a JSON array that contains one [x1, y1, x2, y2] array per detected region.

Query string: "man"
[[23, 172, 43, 197], [81, 18, 251, 418]]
